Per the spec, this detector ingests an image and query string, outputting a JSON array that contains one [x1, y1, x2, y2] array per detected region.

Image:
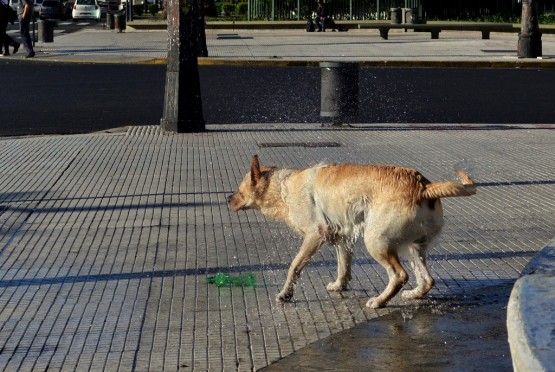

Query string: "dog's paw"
[[276, 291, 293, 303], [401, 289, 424, 300], [326, 281, 346, 292], [366, 297, 386, 309]]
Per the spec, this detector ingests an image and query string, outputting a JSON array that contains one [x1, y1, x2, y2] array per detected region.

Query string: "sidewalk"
[[1, 124, 554, 370], [1, 21, 555, 371], [6, 21, 555, 66]]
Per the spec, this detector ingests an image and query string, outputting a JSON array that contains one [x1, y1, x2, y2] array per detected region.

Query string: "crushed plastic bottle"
[[207, 272, 257, 287]]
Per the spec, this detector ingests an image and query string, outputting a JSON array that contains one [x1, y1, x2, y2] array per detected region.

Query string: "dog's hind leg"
[[277, 233, 325, 303], [326, 242, 353, 291], [364, 236, 408, 309], [402, 241, 435, 300]]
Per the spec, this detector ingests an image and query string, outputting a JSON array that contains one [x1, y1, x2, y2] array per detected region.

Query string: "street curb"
[[196, 58, 555, 68], [20, 54, 555, 68], [507, 237, 555, 372], [89, 57, 555, 68]]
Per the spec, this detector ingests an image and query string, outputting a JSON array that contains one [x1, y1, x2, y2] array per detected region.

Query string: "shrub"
[[540, 14, 555, 24], [218, 2, 235, 15], [133, 4, 143, 16], [235, 2, 247, 15], [148, 3, 159, 15]]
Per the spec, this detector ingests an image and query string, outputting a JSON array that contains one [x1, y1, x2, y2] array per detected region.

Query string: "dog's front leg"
[[276, 233, 325, 303], [326, 242, 353, 291]]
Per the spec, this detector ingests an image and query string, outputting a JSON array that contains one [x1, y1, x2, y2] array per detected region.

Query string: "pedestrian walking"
[[0, 0, 21, 56], [17, 0, 33, 58]]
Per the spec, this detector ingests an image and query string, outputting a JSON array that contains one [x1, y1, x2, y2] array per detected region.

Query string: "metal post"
[[320, 62, 359, 125], [518, 0, 542, 58], [297, 0, 299, 20], [160, 0, 206, 132]]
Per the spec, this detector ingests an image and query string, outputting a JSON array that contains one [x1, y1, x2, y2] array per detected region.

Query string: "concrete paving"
[[1, 124, 554, 371], [4, 21, 555, 66], [1, 21, 555, 371]]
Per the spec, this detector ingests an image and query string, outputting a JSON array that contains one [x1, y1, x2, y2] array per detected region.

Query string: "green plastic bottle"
[[207, 272, 257, 287]]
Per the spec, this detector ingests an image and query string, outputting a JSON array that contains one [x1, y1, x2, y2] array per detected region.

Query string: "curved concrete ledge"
[[507, 237, 555, 372]]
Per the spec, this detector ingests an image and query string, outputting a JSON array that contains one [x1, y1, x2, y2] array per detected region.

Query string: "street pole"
[[518, 0, 542, 58], [160, 0, 206, 132]]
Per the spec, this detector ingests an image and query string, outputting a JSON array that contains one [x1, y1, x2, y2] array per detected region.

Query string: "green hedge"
[[218, 2, 235, 15], [133, 4, 143, 16], [148, 3, 159, 15], [235, 2, 247, 15]]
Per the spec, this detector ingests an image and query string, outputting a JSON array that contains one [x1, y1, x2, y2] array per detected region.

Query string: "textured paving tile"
[[0, 127, 553, 370]]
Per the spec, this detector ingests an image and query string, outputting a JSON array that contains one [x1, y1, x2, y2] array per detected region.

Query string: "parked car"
[[33, 0, 44, 15], [62, 1, 73, 19], [72, 0, 101, 21], [8, 0, 19, 12], [39, 0, 63, 19]]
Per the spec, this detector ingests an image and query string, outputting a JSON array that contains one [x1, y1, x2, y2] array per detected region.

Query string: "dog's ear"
[[250, 155, 261, 186]]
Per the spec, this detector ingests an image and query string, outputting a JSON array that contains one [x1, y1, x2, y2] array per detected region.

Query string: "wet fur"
[[228, 155, 476, 308]]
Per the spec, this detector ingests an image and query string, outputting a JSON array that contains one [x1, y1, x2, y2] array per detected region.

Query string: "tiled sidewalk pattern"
[[0, 127, 554, 370]]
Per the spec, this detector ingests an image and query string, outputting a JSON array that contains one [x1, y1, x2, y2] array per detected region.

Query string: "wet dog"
[[228, 155, 476, 308]]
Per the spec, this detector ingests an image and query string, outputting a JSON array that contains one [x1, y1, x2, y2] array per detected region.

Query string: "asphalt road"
[[1, 61, 555, 136]]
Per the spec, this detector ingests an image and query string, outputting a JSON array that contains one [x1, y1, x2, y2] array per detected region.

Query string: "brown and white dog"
[[228, 155, 476, 308]]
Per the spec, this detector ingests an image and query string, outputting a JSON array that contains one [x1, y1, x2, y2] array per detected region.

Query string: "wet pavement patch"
[[262, 284, 513, 371]]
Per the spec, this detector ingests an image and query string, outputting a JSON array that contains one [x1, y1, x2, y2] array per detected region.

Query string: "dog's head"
[[228, 155, 272, 212]]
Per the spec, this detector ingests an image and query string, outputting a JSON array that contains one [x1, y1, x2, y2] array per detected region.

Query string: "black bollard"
[[320, 62, 359, 125], [38, 20, 54, 43], [518, 0, 542, 58], [160, 0, 206, 132]]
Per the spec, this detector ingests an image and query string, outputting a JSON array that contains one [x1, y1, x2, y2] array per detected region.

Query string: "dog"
[[228, 155, 476, 308]]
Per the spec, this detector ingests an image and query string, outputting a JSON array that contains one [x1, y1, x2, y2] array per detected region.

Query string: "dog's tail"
[[422, 169, 476, 199]]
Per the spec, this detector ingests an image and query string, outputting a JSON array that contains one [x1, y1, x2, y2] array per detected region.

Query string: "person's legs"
[[1, 22, 7, 55], [6, 33, 19, 48], [315, 16, 322, 31], [2, 38, 9, 55], [8, 34, 20, 54], [19, 19, 34, 57]]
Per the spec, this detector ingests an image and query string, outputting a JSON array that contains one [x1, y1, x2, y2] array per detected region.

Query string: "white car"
[[8, 0, 20, 12], [72, 0, 101, 21]]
